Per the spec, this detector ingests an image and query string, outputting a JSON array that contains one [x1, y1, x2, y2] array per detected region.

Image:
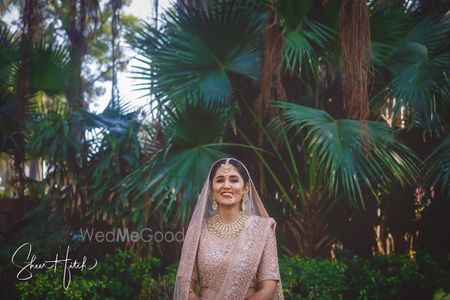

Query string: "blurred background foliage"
[[0, 0, 449, 299]]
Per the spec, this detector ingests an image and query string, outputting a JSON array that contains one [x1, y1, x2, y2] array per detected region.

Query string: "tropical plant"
[[424, 136, 450, 199], [129, 0, 265, 104], [125, 0, 449, 258], [124, 0, 270, 225], [234, 101, 419, 256], [28, 100, 147, 230], [369, 2, 449, 131], [118, 99, 232, 224]]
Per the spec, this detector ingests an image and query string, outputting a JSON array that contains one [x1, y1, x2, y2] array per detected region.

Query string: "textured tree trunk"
[[65, 0, 93, 111], [339, 0, 371, 120], [253, 6, 286, 194], [15, 0, 39, 214], [339, 0, 372, 155], [283, 196, 335, 258]]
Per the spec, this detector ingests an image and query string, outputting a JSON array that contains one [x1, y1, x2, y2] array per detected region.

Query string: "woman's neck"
[[218, 206, 241, 224]]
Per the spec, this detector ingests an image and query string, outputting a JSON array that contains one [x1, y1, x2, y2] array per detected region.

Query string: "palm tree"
[[127, 0, 448, 256], [424, 136, 450, 199], [0, 22, 71, 222]]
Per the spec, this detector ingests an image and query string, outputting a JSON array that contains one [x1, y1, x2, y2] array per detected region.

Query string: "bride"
[[174, 158, 284, 300]]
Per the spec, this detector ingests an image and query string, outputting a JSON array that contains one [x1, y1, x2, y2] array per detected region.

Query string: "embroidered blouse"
[[191, 218, 281, 288]]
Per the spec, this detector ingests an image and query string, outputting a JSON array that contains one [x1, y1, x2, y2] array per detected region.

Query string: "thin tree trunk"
[[15, 0, 38, 213], [65, 0, 90, 110]]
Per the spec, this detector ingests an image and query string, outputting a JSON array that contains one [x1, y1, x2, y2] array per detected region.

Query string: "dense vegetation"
[[1, 0, 449, 298]]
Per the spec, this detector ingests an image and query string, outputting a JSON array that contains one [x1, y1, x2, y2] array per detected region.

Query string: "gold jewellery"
[[221, 158, 232, 172], [207, 211, 249, 239], [241, 194, 247, 211], [212, 194, 248, 211]]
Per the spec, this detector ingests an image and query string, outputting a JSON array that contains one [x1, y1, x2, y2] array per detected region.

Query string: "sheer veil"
[[173, 158, 283, 299]]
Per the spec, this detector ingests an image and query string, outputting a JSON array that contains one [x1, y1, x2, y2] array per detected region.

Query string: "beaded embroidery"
[[193, 216, 281, 299]]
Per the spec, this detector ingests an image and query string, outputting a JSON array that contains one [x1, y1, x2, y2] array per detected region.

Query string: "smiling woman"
[[174, 158, 284, 300]]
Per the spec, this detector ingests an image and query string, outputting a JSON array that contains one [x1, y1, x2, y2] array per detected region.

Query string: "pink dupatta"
[[173, 158, 284, 300]]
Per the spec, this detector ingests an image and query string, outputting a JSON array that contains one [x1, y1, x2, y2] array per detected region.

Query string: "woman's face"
[[212, 164, 248, 209]]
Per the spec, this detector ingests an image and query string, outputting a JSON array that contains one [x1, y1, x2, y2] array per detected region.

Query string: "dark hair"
[[209, 158, 249, 185]]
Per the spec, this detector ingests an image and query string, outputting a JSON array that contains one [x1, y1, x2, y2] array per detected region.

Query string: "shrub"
[[342, 253, 450, 300], [279, 252, 450, 300], [280, 256, 347, 299], [15, 249, 450, 300], [16, 249, 174, 300]]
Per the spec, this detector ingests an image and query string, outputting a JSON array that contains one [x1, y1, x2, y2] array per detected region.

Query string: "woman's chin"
[[217, 200, 239, 207]]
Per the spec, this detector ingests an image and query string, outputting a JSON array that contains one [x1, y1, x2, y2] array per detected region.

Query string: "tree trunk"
[[65, 0, 91, 110], [283, 197, 335, 258], [15, 0, 39, 214]]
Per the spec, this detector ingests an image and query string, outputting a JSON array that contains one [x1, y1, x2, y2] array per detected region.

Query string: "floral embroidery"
[[195, 216, 281, 299]]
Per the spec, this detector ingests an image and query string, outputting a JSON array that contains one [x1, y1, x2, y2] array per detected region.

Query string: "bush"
[[341, 253, 450, 300], [16, 249, 176, 300], [15, 249, 450, 300], [280, 256, 347, 299], [279, 253, 450, 300]]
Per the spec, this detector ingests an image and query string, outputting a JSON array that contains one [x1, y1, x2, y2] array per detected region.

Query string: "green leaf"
[[274, 101, 419, 208]]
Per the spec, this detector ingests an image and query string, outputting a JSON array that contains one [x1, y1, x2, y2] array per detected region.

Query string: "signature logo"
[[11, 242, 98, 290]]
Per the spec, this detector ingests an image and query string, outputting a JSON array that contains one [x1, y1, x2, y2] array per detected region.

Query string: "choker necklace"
[[207, 212, 249, 239]]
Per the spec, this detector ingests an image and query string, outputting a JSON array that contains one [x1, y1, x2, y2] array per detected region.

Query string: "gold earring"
[[241, 194, 247, 211], [212, 198, 218, 210]]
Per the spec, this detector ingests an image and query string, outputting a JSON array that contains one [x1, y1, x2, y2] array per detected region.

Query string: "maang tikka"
[[221, 158, 232, 172], [212, 159, 231, 211]]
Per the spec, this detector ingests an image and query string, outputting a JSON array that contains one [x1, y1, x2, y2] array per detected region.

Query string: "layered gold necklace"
[[207, 212, 249, 239]]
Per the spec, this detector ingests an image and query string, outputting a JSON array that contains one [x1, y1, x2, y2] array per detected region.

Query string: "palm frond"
[[130, 0, 265, 103], [370, 2, 409, 68], [118, 99, 231, 224], [274, 101, 419, 208], [277, 0, 333, 74], [28, 39, 71, 97], [0, 25, 19, 91], [424, 135, 450, 198], [371, 8, 449, 131]]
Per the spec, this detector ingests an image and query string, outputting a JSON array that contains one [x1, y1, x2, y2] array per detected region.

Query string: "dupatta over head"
[[173, 158, 284, 299]]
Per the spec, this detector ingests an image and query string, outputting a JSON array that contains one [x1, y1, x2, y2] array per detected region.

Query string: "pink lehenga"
[[173, 158, 284, 300]]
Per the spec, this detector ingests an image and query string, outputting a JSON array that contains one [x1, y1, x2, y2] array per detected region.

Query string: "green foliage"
[[16, 249, 171, 300], [26, 102, 146, 227], [27, 40, 71, 97], [279, 253, 450, 300], [9, 238, 450, 300], [118, 99, 231, 224], [130, 0, 265, 102], [276, 0, 333, 74], [0, 24, 18, 90], [342, 253, 450, 300], [280, 256, 346, 299], [273, 101, 419, 208], [424, 136, 450, 198], [434, 289, 450, 300], [0, 197, 66, 300], [370, 3, 449, 131]]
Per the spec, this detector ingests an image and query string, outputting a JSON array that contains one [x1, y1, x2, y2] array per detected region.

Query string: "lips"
[[221, 192, 233, 198]]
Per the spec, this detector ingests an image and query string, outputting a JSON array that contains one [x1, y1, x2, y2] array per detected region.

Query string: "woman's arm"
[[249, 220, 280, 300], [247, 280, 277, 300]]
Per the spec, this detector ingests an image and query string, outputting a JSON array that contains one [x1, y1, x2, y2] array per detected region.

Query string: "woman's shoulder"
[[250, 215, 277, 228]]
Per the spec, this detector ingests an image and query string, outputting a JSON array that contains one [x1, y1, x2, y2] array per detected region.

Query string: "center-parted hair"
[[209, 158, 250, 186]]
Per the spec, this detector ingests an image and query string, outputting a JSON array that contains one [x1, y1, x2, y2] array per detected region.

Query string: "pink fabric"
[[191, 215, 283, 299], [192, 217, 281, 288], [173, 158, 284, 300]]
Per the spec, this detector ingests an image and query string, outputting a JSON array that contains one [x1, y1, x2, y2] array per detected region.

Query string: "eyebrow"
[[215, 175, 240, 179]]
